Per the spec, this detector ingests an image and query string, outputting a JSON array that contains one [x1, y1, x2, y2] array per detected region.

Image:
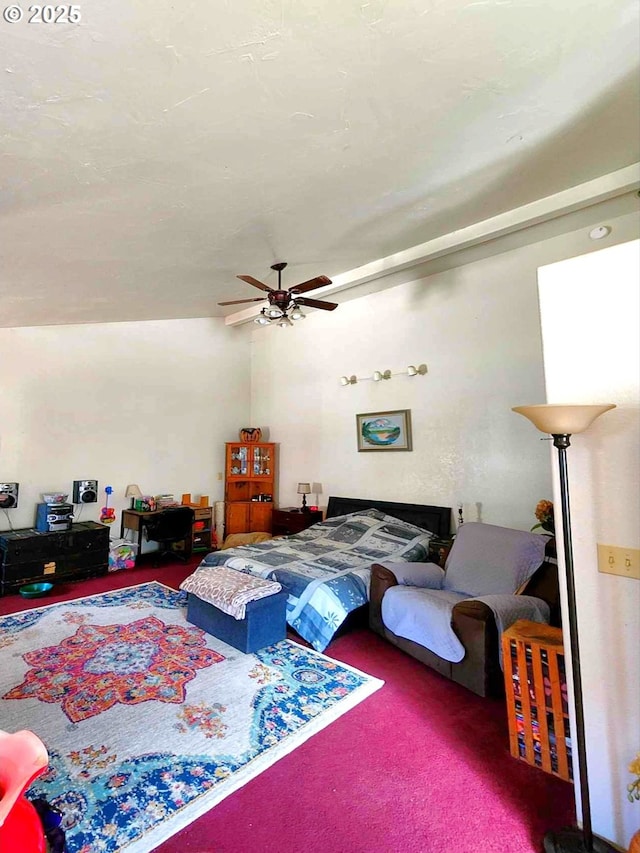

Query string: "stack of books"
[[155, 494, 178, 509]]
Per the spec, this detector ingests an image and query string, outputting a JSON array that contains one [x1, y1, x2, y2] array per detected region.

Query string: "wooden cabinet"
[[225, 501, 273, 535], [224, 442, 276, 535], [502, 619, 573, 782], [272, 508, 322, 537]]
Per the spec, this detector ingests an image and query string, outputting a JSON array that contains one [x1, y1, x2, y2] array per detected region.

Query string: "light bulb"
[[290, 305, 306, 320], [407, 364, 427, 376], [254, 311, 271, 325], [266, 306, 283, 319], [277, 315, 293, 327]]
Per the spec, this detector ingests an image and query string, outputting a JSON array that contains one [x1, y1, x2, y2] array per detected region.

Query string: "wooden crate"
[[502, 620, 573, 782]]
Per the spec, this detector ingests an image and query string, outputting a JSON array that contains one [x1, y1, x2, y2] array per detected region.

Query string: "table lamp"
[[297, 482, 311, 512], [125, 484, 143, 509], [311, 482, 323, 511], [512, 403, 616, 853]]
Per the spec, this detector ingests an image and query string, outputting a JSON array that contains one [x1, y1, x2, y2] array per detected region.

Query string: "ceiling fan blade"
[[288, 275, 332, 295], [218, 297, 266, 306], [237, 275, 273, 292], [295, 296, 338, 311]]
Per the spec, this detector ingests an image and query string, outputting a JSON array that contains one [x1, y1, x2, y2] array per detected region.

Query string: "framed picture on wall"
[[356, 409, 412, 452]]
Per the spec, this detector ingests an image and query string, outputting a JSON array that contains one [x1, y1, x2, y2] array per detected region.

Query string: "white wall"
[[250, 208, 638, 533], [0, 318, 250, 534], [538, 240, 640, 849]]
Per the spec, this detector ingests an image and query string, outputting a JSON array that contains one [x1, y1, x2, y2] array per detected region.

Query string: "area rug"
[[0, 582, 383, 853]]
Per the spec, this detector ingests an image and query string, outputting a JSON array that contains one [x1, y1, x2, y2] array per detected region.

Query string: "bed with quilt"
[[181, 496, 451, 652]]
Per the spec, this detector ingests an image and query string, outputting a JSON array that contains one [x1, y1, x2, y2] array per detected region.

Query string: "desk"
[[121, 509, 164, 556], [120, 506, 214, 558]]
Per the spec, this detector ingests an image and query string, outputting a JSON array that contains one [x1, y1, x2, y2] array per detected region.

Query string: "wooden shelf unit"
[[191, 506, 214, 553], [502, 619, 573, 783], [224, 442, 276, 536]]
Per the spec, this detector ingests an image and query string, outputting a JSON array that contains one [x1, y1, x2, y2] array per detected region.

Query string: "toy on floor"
[[100, 485, 115, 524], [108, 539, 138, 571], [0, 729, 49, 853]]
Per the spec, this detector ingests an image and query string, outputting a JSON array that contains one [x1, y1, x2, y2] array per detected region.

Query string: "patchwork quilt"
[[188, 509, 434, 651]]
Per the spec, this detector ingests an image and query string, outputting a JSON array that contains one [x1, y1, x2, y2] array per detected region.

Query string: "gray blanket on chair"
[[381, 586, 550, 665]]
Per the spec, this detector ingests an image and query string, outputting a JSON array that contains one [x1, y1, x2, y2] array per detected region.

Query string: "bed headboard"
[[325, 496, 451, 538]]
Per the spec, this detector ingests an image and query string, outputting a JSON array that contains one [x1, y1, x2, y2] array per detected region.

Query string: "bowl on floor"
[[19, 582, 54, 598]]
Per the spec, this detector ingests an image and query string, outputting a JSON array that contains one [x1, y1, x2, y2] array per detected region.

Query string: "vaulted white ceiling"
[[2, 0, 638, 328]]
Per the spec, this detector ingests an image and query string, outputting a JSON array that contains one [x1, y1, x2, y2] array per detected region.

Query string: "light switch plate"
[[597, 544, 640, 579]]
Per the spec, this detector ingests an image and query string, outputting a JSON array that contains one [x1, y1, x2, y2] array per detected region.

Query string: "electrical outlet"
[[217, 472, 223, 481], [597, 543, 640, 579]]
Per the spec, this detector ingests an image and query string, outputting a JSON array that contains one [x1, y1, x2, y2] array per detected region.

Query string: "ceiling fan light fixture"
[[221, 262, 336, 328], [254, 310, 271, 325]]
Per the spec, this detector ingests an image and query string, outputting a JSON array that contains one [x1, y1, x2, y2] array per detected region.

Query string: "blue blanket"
[[191, 509, 434, 651]]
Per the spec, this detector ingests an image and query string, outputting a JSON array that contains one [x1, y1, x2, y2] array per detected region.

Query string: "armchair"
[[369, 522, 558, 697]]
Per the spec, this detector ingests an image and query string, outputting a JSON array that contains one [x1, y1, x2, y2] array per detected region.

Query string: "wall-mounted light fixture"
[[339, 364, 428, 386], [372, 370, 392, 381], [340, 375, 358, 386], [407, 364, 428, 376]]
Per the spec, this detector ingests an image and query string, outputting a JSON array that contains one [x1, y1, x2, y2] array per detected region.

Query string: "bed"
[[181, 496, 451, 652]]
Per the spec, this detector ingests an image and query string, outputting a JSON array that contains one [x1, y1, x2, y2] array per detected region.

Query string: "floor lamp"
[[512, 403, 616, 853]]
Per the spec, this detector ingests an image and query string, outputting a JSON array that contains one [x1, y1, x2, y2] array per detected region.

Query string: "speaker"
[[0, 482, 19, 509], [72, 479, 98, 504]]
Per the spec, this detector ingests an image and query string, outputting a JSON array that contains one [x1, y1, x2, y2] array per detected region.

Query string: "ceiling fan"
[[219, 262, 337, 327]]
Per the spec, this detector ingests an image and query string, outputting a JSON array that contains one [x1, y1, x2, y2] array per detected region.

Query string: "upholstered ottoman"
[[186, 590, 288, 653]]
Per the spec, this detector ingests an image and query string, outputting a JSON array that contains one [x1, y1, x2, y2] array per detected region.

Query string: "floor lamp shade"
[[512, 403, 616, 853], [511, 404, 615, 435]]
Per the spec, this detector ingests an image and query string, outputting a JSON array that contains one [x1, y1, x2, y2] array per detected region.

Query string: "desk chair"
[[145, 507, 195, 565]]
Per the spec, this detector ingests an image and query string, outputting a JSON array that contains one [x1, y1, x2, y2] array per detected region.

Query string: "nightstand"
[[272, 508, 323, 536], [428, 537, 454, 567]]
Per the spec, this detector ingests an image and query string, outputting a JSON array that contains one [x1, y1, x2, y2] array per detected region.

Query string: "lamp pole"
[[544, 435, 589, 851], [512, 404, 617, 853]]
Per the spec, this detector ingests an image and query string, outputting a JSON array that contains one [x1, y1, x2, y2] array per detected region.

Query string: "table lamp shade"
[[125, 484, 143, 509]]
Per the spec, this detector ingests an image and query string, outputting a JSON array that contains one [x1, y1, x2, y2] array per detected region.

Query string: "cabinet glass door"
[[229, 445, 249, 477], [252, 446, 272, 478]]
